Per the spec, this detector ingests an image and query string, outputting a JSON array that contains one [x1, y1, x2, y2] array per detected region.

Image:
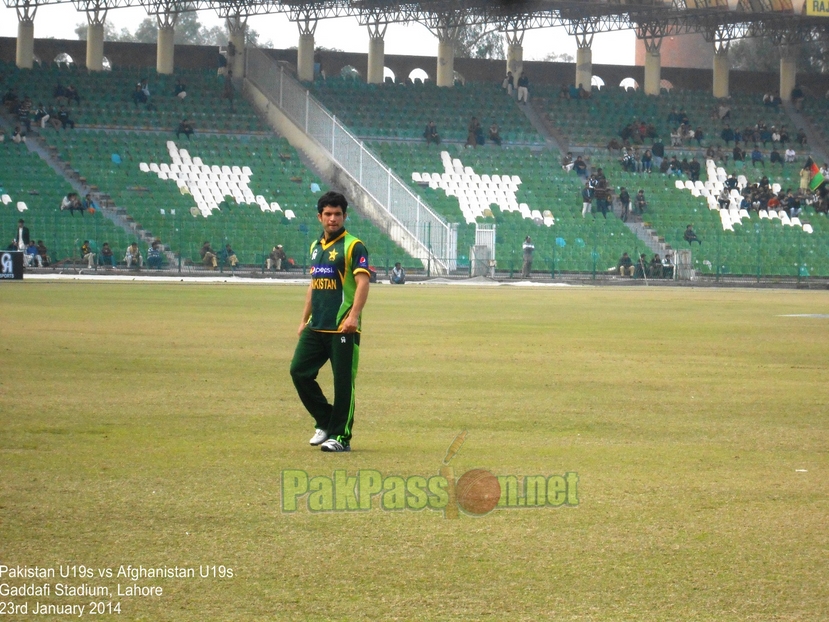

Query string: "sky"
[[0, 4, 636, 65]]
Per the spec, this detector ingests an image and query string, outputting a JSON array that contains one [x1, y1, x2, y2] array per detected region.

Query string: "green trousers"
[[290, 328, 360, 444]]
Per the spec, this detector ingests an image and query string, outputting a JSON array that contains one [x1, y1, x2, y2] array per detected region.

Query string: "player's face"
[[318, 205, 344, 236]]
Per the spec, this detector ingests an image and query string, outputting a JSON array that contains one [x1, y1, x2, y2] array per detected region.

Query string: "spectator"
[[800, 163, 812, 192], [721, 125, 735, 145], [100, 242, 115, 268], [694, 127, 704, 146], [561, 152, 574, 172], [488, 122, 502, 146], [581, 181, 593, 218], [634, 253, 648, 279], [684, 224, 702, 246], [24, 240, 42, 268], [502, 71, 514, 96], [517, 73, 529, 104], [36, 240, 50, 267], [60, 192, 84, 216], [390, 262, 406, 284], [616, 252, 634, 277], [751, 146, 765, 168], [619, 187, 631, 222], [11, 125, 26, 144], [769, 148, 783, 167], [423, 120, 440, 145], [147, 240, 163, 269], [578, 83, 590, 99], [16, 96, 32, 132], [176, 118, 194, 141], [125, 242, 143, 268], [201, 241, 218, 269], [634, 189, 647, 215], [733, 144, 745, 162], [57, 107, 75, 130], [641, 149, 652, 173], [222, 244, 239, 268], [718, 102, 731, 120], [662, 253, 675, 279], [81, 240, 96, 268], [65, 85, 80, 105], [521, 236, 534, 277], [34, 102, 50, 128], [791, 85, 804, 111], [689, 157, 701, 182], [132, 82, 147, 106], [466, 116, 482, 148], [574, 155, 588, 179], [52, 83, 67, 106], [651, 138, 664, 169], [223, 69, 235, 112], [267, 244, 287, 271], [174, 78, 187, 99], [594, 180, 609, 219], [14, 220, 30, 251], [649, 254, 663, 279], [785, 147, 797, 163]]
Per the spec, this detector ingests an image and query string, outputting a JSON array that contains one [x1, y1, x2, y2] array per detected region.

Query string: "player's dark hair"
[[317, 191, 348, 214]]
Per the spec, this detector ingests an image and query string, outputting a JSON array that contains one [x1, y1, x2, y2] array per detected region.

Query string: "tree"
[[454, 24, 505, 60], [729, 37, 828, 74], [540, 51, 575, 63], [74, 21, 134, 42]]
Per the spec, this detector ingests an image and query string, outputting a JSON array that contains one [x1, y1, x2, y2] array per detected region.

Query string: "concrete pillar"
[[507, 43, 523, 81], [644, 49, 661, 96], [436, 38, 455, 87], [16, 19, 35, 70], [779, 45, 798, 102], [575, 47, 592, 92], [713, 49, 729, 99], [229, 25, 245, 78], [86, 21, 105, 72], [156, 25, 175, 74], [367, 36, 384, 84], [297, 32, 315, 82]]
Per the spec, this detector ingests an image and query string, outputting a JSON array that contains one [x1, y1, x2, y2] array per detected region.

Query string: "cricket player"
[[290, 191, 370, 452]]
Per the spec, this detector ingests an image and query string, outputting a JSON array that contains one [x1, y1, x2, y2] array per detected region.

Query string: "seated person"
[[174, 78, 187, 99], [125, 242, 143, 268], [390, 262, 406, 284], [81, 240, 96, 268], [132, 83, 148, 106], [24, 240, 43, 267], [57, 107, 75, 130], [147, 240, 163, 269], [423, 121, 440, 145], [36, 240, 50, 267], [201, 241, 217, 269], [635, 189, 647, 214], [573, 156, 588, 178], [61, 192, 84, 216], [175, 118, 194, 141], [65, 85, 80, 105], [488, 123, 502, 146], [11, 125, 26, 144], [100, 242, 115, 268], [633, 253, 648, 279], [769, 148, 783, 166], [222, 244, 239, 268], [649, 254, 663, 278], [267, 244, 287, 271], [616, 252, 634, 277], [34, 102, 50, 128], [684, 224, 702, 245], [662, 253, 675, 279], [561, 152, 574, 172]]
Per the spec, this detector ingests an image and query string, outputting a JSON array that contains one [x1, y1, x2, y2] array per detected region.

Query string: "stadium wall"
[[1, 36, 827, 96]]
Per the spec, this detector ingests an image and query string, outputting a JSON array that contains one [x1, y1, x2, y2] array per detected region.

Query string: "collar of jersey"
[[318, 228, 346, 250]]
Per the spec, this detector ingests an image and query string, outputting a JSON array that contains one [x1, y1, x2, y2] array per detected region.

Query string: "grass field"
[[1, 281, 828, 621]]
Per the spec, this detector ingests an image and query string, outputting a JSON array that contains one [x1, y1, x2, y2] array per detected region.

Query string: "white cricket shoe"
[[309, 429, 328, 446], [320, 439, 351, 452]]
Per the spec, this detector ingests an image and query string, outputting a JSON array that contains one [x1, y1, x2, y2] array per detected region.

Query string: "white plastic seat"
[[271, 202, 282, 212], [242, 166, 252, 176], [675, 180, 685, 189], [139, 162, 150, 173], [803, 224, 813, 233], [16, 201, 27, 212], [149, 163, 160, 173], [192, 156, 202, 166], [412, 172, 422, 183]]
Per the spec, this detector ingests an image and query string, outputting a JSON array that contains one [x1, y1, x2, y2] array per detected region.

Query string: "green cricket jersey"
[[307, 228, 370, 332]]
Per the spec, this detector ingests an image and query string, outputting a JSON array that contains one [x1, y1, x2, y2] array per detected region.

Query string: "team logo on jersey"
[[358, 256, 368, 268], [311, 265, 335, 276], [329, 249, 338, 261], [312, 248, 319, 260]]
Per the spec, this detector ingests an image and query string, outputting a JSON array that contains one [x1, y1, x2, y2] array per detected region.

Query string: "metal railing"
[[245, 49, 457, 273]]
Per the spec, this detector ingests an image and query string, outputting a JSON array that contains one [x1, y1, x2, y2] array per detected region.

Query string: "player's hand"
[[340, 315, 358, 334], [297, 322, 307, 336]]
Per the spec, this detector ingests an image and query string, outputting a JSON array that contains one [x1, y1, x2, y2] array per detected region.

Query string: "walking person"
[[290, 192, 371, 453], [521, 236, 534, 278]]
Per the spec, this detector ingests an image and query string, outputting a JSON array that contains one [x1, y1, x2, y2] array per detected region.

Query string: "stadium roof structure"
[[4, 0, 828, 44]]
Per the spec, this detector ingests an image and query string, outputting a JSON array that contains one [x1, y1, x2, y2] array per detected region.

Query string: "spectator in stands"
[[785, 147, 797, 163], [689, 157, 701, 182], [82, 194, 97, 214], [578, 83, 590, 100], [423, 120, 440, 145], [668, 156, 681, 176], [100, 242, 115, 268], [581, 181, 593, 218], [649, 254, 663, 279], [466, 117, 482, 148], [13, 219, 30, 251], [795, 129, 808, 147], [751, 146, 764, 168], [670, 127, 682, 147], [662, 253, 675, 279], [733, 143, 744, 162], [174, 78, 187, 100], [148, 240, 163, 269], [217, 49, 228, 76], [140, 78, 151, 101], [616, 252, 634, 277], [2, 88, 18, 113], [65, 85, 80, 105], [721, 124, 735, 145], [517, 73, 529, 104], [61, 192, 84, 216], [390, 262, 406, 284], [651, 138, 664, 169], [694, 127, 704, 146], [800, 163, 812, 192], [488, 122, 502, 146], [201, 241, 218, 269], [176, 118, 195, 141], [574, 155, 588, 179], [34, 102, 50, 129], [223, 70, 235, 112], [619, 187, 631, 222], [594, 180, 609, 219], [222, 244, 239, 268], [17, 96, 32, 133], [57, 107, 75, 130], [12, 125, 26, 144], [81, 240, 96, 268], [24, 240, 42, 268], [52, 83, 68, 106], [725, 173, 738, 190], [635, 189, 647, 215], [641, 149, 652, 173], [769, 147, 783, 167], [684, 224, 702, 246], [502, 71, 514, 96], [561, 152, 574, 172], [267, 244, 287, 271], [633, 253, 648, 279], [667, 107, 680, 127], [791, 85, 804, 111], [125, 242, 143, 269], [132, 82, 147, 106], [717, 187, 731, 210], [36, 240, 50, 267], [521, 236, 534, 277], [718, 102, 731, 120], [821, 162, 829, 177]]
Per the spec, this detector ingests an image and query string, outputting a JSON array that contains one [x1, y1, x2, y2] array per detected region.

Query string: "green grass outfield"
[[1, 282, 828, 621]]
